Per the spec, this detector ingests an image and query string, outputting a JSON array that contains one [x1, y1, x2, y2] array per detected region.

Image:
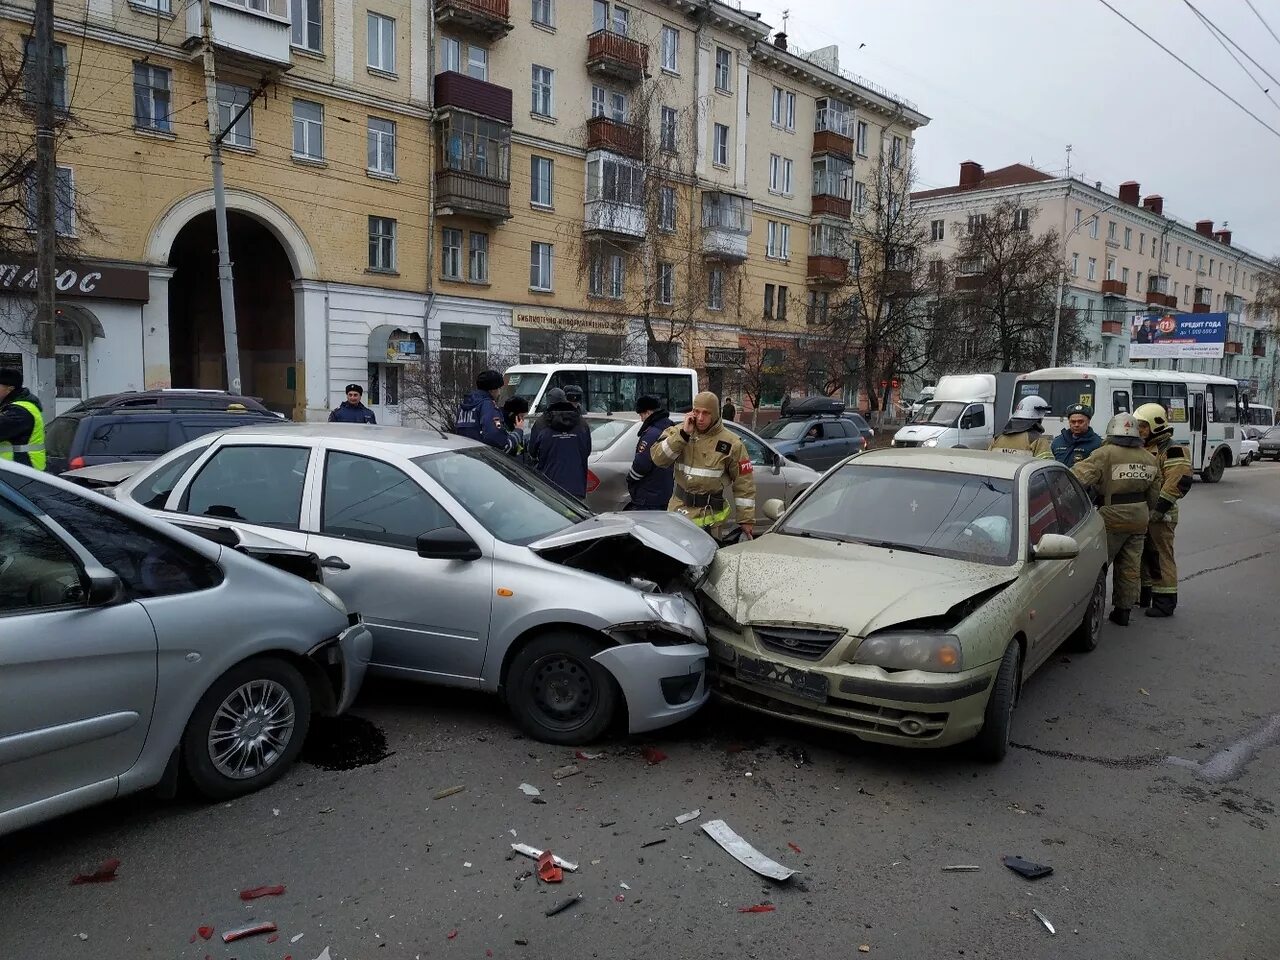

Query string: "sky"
[[748, 0, 1280, 259]]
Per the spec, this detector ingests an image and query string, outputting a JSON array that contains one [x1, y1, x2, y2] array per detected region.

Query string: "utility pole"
[[199, 0, 242, 394], [32, 0, 58, 411]]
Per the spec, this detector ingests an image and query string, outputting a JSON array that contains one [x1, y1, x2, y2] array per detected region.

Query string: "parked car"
[[584, 415, 820, 532], [0, 460, 371, 837], [110, 424, 717, 744], [781, 396, 875, 448], [66, 388, 280, 417], [1237, 427, 1262, 465], [758, 403, 867, 471], [44, 406, 280, 475], [1260, 425, 1280, 461], [699, 449, 1108, 761]]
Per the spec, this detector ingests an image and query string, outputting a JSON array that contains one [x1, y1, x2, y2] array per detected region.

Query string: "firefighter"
[[989, 395, 1054, 458], [649, 390, 756, 542], [1134, 402, 1193, 617], [1071, 413, 1161, 626], [0, 367, 46, 471]]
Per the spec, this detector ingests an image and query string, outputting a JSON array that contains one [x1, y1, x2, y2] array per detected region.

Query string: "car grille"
[[753, 625, 844, 661], [894, 439, 921, 448]]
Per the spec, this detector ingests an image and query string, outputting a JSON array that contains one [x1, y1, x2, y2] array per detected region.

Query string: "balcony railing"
[[1145, 290, 1177, 308], [587, 30, 647, 84], [1101, 279, 1127, 297], [807, 255, 847, 284], [586, 115, 643, 160], [1192, 302, 1211, 314], [184, 0, 291, 68], [1101, 319, 1124, 336], [954, 275, 983, 292], [812, 128, 854, 159], [434, 0, 512, 39], [584, 199, 645, 241], [434, 71, 513, 123], [811, 193, 851, 218], [435, 169, 511, 221], [1224, 340, 1244, 355]]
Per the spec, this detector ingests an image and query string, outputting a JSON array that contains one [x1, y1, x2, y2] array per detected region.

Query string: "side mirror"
[[73, 566, 124, 606], [762, 498, 785, 521], [416, 527, 482, 562], [1032, 533, 1079, 561]]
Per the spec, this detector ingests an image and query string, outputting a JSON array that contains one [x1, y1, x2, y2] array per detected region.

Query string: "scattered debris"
[[239, 885, 286, 901], [222, 922, 278, 944], [301, 715, 389, 770], [777, 744, 810, 768], [509, 829, 518, 837], [641, 746, 668, 764], [552, 765, 581, 780], [1032, 908, 1056, 935], [544, 895, 582, 917], [619, 882, 631, 890], [641, 838, 667, 848], [701, 820, 796, 881], [675, 809, 701, 825], [464, 862, 473, 868], [76, 933, 88, 941], [291, 933, 305, 944], [575, 750, 603, 760], [531, 797, 547, 805], [787, 842, 803, 854], [312, 948, 332, 960], [744, 771, 753, 778], [858, 945, 871, 953], [447, 930, 458, 940], [511, 844, 579, 872], [272, 808, 280, 816], [1002, 855, 1053, 880], [267, 934, 279, 944], [433, 785, 466, 800], [537, 851, 563, 884], [70, 858, 121, 885], [615, 894, 625, 902], [515, 939, 529, 946], [738, 904, 776, 913], [599, 820, 617, 828], [942, 865, 981, 872], [197, 926, 214, 941], [519, 783, 541, 797], [1139, 688, 1150, 697]]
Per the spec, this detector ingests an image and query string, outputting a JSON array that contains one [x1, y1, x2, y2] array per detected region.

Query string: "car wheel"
[[1200, 450, 1227, 483], [971, 641, 1020, 763], [181, 658, 311, 800], [505, 632, 619, 745], [1069, 569, 1106, 652]]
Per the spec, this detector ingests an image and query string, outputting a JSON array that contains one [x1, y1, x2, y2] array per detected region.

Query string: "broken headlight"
[[641, 593, 704, 643], [699, 592, 739, 630], [852, 632, 962, 673]]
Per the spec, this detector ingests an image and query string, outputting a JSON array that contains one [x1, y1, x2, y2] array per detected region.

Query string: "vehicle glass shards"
[[413, 447, 592, 546], [910, 401, 966, 427], [776, 465, 1018, 566]]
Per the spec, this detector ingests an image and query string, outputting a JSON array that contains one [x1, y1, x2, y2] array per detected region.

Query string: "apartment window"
[[440, 36, 461, 73], [1075, 208, 1082, 226], [851, 241, 861, 273], [1012, 208, 1029, 231], [367, 13, 396, 73], [1124, 226, 1132, 249], [216, 82, 252, 147], [132, 63, 171, 132], [771, 87, 795, 130], [1087, 257, 1097, 281], [531, 65, 554, 117], [713, 123, 729, 166], [657, 262, 674, 305], [890, 136, 903, 168], [612, 4, 630, 35], [369, 216, 396, 271], [1107, 220, 1117, 241], [469, 232, 489, 282], [291, 0, 322, 51], [782, 158, 793, 194], [592, 0, 607, 30], [707, 267, 724, 310], [25, 166, 75, 235], [855, 120, 868, 156], [1071, 252, 1079, 277], [292, 100, 324, 159], [1198, 254, 1204, 273], [467, 44, 489, 81], [530, 241, 553, 291], [854, 181, 867, 213], [1089, 218, 1098, 239], [530, 156, 553, 206], [776, 285, 788, 321], [441, 228, 463, 279], [532, 0, 553, 28], [766, 221, 790, 260], [764, 283, 775, 318], [1209, 257, 1215, 275], [1139, 232, 1145, 254], [931, 219, 944, 242], [966, 213, 986, 235], [1106, 256, 1116, 280], [586, 155, 642, 205], [769, 155, 792, 193], [660, 106, 677, 152], [590, 85, 605, 117], [661, 25, 678, 72], [1122, 266, 1130, 284], [658, 185, 676, 232], [1187, 250, 1193, 269], [714, 47, 732, 91], [367, 117, 395, 175], [1137, 271, 1143, 293], [24, 40, 67, 110]]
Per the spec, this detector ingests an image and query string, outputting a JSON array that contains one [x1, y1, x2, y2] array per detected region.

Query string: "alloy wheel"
[[207, 679, 297, 780]]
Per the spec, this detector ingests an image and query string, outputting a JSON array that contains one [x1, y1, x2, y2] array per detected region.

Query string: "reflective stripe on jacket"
[[1071, 442, 1160, 534], [0, 397, 46, 471], [1147, 436, 1192, 522], [650, 419, 755, 527]]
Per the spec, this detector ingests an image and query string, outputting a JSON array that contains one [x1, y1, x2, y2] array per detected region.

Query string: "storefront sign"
[[1129, 311, 1227, 359], [513, 308, 626, 336], [0, 257, 150, 302], [705, 347, 746, 367]]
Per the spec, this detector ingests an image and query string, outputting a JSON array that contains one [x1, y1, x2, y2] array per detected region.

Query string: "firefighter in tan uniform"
[[650, 391, 756, 542], [1071, 413, 1161, 626], [988, 395, 1054, 458], [1134, 402, 1193, 618]]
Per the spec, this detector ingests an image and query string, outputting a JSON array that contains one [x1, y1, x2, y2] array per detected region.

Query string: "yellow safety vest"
[[0, 399, 47, 471]]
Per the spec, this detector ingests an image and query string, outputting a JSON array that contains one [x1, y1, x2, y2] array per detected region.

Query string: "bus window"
[[1209, 384, 1238, 423], [666, 375, 694, 413], [1112, 390, 1130, 414], [586, 371, 640, 414], [501, 372, 547, 407], [1191, 393, 1204, 431], [1016, 380, 1093, 415]]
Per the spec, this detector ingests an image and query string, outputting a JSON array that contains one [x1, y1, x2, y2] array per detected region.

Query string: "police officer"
[[989, 395, 1054, 458], [563, 384, 585, 412], [649, 390, 756, 541], [1051, 403, 1103, 466], [328, 383, 377, 424], [627, 395, 675, 510], [1134, 402, 1193, 617], [527, 387, 591, 498], [455, 369, 522, 454], [0, 368, 46, 470], [1071, 413, 1161, 626]]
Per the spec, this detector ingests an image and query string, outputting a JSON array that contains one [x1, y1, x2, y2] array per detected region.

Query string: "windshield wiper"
[[852, 538, 935, 556], [779, 529, 845, 543]]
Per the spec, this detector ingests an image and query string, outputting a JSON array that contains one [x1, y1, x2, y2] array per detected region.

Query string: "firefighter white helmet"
[[1012, 395, 1051, 419], [1106, 413, 1142, 439]]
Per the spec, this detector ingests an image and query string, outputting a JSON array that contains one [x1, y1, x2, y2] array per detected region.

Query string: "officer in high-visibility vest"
[[0, 368, 46, 471]]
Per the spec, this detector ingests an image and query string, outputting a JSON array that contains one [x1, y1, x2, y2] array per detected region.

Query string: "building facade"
[[0, 0, 927, 422], [913, 162, 1278, 407]]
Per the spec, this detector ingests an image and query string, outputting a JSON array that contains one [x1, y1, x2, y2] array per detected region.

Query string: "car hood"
[[703, 534, 1019, 637], [893, 423, 950, 442], [529, 511, 716, 569]]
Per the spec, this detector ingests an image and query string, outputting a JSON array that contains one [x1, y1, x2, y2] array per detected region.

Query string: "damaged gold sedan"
[[700, 449, 1108, 760]]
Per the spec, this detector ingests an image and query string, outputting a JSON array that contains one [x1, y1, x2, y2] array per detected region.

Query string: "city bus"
[[1242, 403, 1275, 429], [1015, 367, 1241, 482], [502, 364, 697, 415]]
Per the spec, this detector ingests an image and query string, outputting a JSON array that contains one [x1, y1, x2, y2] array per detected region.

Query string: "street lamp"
[[1050, 201, 1119, 368]]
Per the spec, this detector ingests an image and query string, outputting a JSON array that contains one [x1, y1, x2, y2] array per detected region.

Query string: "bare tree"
[[398, 326, 519, 431]]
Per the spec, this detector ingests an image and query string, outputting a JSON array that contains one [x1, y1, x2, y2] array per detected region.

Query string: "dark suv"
[[66, 389, 279, 417], [759, 399, 868, 471]]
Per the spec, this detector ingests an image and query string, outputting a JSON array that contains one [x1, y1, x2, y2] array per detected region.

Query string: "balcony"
[[184, 0, 291, 69], [1192, 302, 1212, 314], [1145, 290, 1176, 308], [1225, 340, 1244, 355], [811, 193, 851, 218], [1253, 339, 1267, 358], [883, 269, 912, 295], [813, 128, 854, 159], [807, 255, 848, 285], [434, 0, 512, 40], [434, 71, 513, 122], [584, 200, 645, 242], [1101, 279, 1127, 297], [1102, 319, 1124, 336], [702, 192, 752, 263], [587, 30, 648, 84], [435, 169, 511, 221], [954, 274, 983, 292]]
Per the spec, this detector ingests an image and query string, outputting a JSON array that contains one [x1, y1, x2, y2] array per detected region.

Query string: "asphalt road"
[[3, 463, 1279, 960]]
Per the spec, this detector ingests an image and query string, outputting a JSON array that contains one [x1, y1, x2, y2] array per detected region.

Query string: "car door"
[[958, 404, 988, 448], [0, 484, 158, 829], [1020, 469, 1069, 672], [304, 448, 493, 686], [825, 419, 858, 463], [793, 421, 830, 469], [726, 424, 785, 530], [1046, 468, 1107, 623]]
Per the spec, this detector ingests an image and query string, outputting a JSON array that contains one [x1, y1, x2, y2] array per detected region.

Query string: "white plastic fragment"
[[619, 882, 631, 890], [291, 933, 304, 943], [311, 948, 332, 960], [519, 783, 541, 796], [509, 829, 518, 837], [510, 843, 579, 872], [675, 809, 701, 825], [700, 819, 796, 881], [1033, 908, 1056, 935], [463, 861, 472, 868]]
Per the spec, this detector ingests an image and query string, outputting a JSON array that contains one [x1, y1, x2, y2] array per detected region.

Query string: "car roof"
[[195, 422, 480, 456], [852, 447, 1053, 480], [64, 407, 273, 420]]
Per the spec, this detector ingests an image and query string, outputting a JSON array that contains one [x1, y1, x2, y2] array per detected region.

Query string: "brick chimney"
[[1215, 228, 1232, 246], [959, 161, 984, 189], [1118, 181, 1140, 205], [772, 31, 788, 51], [1142, 195, 1164, 215], [1195, 220, 1214, 237]]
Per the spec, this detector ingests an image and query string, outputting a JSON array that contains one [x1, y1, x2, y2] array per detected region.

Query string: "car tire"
[[181, 658, 311, 800], [1069, 569, 1106, 652], [1200, 450, 1227, 483], [505, 632, 620, 745], [972, 641, 1020, 763]]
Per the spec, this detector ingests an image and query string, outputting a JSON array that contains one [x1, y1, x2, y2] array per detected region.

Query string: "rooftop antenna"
[[1065, 144, 1072, 179], [781, 8, 790, 32]]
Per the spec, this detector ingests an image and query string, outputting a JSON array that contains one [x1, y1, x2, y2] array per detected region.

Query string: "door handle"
[[321, 556, 350, 571]]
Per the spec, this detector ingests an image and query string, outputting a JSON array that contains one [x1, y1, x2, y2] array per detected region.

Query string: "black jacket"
[[528, 402, 592, 499], [628, 409, 675, 508], [328, 400, 377, 424], [0, 388, 42, 468]]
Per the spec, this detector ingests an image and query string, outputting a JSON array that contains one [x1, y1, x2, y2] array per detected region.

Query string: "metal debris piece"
[[942, 865, 981, 872], [575, 750, 603, 760], [519, 783, 541, 797], [433, 785, 466, 800], [674, 809, 701, 825], [312, 948, 332, 960], [858, 945, 871, 953], [738, 904, 775, 913], [239, 885, 286, 900], [700, 819, 796, 881], [544, 894, 582, 917], [1032, 908, 1056, 935], [619, 882, 631, 890], [291, 933, 305, 943], [641, 838, 667, 848], [222, 922, 278, 944], [511, 843, 578, 872], [552, 764, 581, 780]]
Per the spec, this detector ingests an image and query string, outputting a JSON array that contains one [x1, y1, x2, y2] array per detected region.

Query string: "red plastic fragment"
[[537, 851, 563, 884], [738, 904, 776, 913], [447, 929, 458, 940], [615, 894, 625, 902], [787, 842, 803, 854], [267, 933, 279, 943], [189, 935, 196, 943], [197, 926, 214, 941], [222, 921, 278, 943], [70, 858, 121, 884], [239, 885, 287, 900], [641, 746, 668, 764], [487, 951, 494, 958]]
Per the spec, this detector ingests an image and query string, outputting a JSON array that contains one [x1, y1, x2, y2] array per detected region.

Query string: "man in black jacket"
[[627, 395, 674, 510], [0, 368, 46, 470], [528, 387, 591, 498]]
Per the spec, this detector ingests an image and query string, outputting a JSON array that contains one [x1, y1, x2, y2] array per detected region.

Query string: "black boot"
[[1145, 594, 1177, 618], [1138, 587, 1152, 608], [1109, 608, 1130, 626]]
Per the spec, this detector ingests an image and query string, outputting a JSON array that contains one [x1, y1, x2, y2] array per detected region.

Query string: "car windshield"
[[413, 447, 591, 546], [911, 401, 967, 427], [587, 417, 635, 452], [499, 372, 547, 407], [758, 419, 810, 440], [777, 464, 1018, 565]]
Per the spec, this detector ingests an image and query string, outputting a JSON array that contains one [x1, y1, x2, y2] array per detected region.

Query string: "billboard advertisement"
[[1129, 311, 1228, 359]]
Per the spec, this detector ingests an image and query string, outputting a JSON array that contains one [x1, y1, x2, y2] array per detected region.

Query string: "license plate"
[[737, 656, 829, 702]]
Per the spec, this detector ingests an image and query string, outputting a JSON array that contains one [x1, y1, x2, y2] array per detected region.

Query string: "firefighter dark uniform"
[[989, 394, 1054, 459], [649, 390, 755, 540], [1071, 413, 1161, 626], [1134, 403, 1193, 617], [0, 370, 46, 471]]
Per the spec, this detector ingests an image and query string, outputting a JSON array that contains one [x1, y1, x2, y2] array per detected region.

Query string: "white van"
[[892, 373, 1020, 449], [1015, 367, 1241, 482], [1242, 403, 1274, 429], [503, 364, 697, 415]]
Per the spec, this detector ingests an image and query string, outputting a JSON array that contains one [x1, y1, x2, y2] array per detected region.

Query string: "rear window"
[[44, 415, 82, 459], [86, 419, 172, 457]]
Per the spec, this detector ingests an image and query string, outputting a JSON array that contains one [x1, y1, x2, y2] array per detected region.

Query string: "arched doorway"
[[167, 211, 295, 415]]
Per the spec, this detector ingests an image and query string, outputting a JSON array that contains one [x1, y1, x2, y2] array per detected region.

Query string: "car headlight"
[[311, 581, 348, 616], [699, 591, 739, 629], [641, 593, 704, 642], [851, 632, 962, 673], [890, 439, 899, 447], [922, 437, 939, 447]]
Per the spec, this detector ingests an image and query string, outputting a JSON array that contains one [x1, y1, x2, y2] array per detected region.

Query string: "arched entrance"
[[167, 211, 295, 414]]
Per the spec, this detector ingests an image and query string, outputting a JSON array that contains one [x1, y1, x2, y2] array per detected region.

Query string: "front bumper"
[[593, 642, 710, 734], [331, 620, 374, 714]]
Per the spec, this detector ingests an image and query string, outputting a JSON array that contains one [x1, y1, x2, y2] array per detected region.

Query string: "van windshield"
[[911, 401, 966, 427], [500, 373, 547, 406]]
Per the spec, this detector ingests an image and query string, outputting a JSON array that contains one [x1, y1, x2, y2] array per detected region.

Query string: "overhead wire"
[[1180, 0, 1280, 109], [1243, 0, 1280, 54]]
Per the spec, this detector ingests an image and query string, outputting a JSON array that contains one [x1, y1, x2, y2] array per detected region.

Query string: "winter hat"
[[0, 368, 22, 388], [544, 387, 568, 406], [693, 391, 721, 416], [635, 395, 662, 415], [476, 369, 504, 391]]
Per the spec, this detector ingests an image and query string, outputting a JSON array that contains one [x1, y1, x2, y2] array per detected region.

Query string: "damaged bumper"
[[593, 642, 709, 734], [310, 619, 374, 715]]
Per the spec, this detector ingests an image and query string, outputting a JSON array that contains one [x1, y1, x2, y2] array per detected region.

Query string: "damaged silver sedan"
[[112, 424, 716, 744]]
